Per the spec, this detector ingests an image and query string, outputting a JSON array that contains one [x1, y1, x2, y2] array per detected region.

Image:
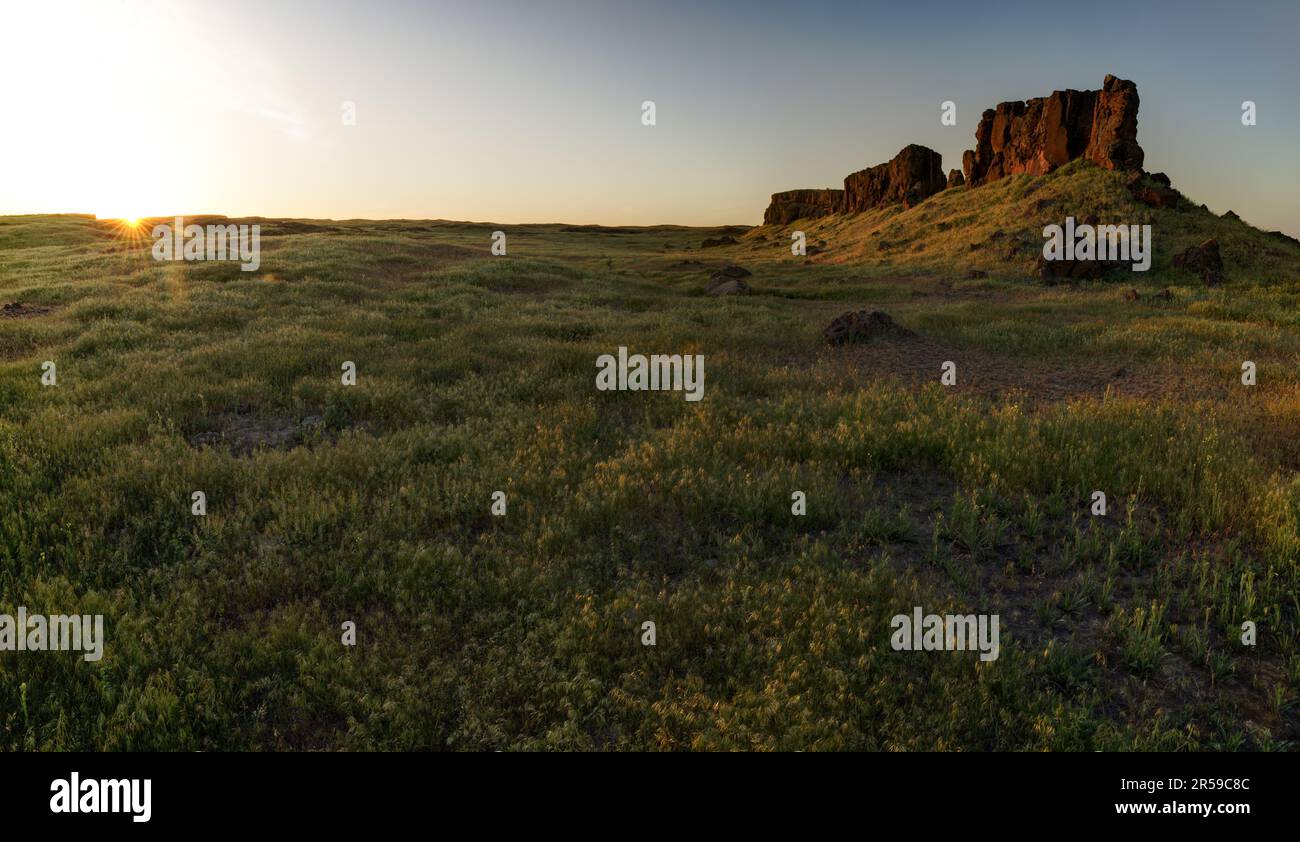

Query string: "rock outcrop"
[[1126, 171, 1180, 208], [762, 145, 944, 223], [1172, 239, 1224, 285], [761, 75, 1155, 229], [762, 189, 844, 225], [842, 145, 946, 213], [962, 75, 1144, 187]]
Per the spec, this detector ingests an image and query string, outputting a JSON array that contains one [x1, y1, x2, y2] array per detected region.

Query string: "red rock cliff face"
[[962, 75, 1143, 187], [762, 189, 844, 225], [761, 145, 945, 224], [842, 145, 945, 213]]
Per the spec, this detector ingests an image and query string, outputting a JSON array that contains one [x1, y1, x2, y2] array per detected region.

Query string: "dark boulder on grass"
[[706, 264, 753, 295], [1037, 255, 1122, 283], [701, 235, 738, 248], [706, 278, 751, 296], [1172, 239, 1224, 285], [824, 310, 915, 345]]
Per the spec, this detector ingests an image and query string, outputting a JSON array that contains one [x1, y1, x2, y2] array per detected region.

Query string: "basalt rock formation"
[[763, 145, 945, 223], [762, 189, 844, 225], [842, 145, 946, 213], [962, 75, 1144, 187], [761, 75, 1146, 225]]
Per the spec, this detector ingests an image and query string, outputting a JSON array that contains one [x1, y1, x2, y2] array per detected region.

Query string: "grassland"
[[2, 162, 1299, 750]]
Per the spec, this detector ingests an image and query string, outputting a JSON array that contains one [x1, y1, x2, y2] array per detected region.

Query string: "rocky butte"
[[762, 75, 1146, 223], [763, 144, 945, 224], [962, 74, 1144, 186], [763, 189, 843, 225]]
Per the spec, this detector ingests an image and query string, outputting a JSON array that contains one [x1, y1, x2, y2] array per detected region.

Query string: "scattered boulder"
[[706, 277, 751, 296], [1147, 172, 1172, 187], [947, 169, 965, 188], [1150, 288, 1173, 302], [1172, 239, 1224, 285], [965, 269, 988, 279], [763, 189, 844, 225], [706, 264, 753, 295], [963, 75, 1144, 187], [701, 235, 738, 248], [1037, 255, 1121, 283], [1126, 171, 1180, 208], [824, 310, 915, 345], [1222, 210, 1240, 221], [1123, 288, 1141, 301]]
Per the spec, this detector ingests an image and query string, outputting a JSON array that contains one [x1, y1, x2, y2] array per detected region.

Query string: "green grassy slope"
[[755, 159, 1300, 285]]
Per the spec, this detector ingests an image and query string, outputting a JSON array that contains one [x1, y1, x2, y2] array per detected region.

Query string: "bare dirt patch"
[[814, 331, 1222, 405], [2, 301, 54, 318], [188, 411, 330, 457]]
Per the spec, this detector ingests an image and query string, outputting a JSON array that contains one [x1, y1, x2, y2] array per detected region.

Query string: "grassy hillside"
[[755, 159, 1300, 285], [1, 204, 1298, 750]]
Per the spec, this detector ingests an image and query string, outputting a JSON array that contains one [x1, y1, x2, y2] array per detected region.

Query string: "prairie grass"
[[2, 166, 1298, 750]]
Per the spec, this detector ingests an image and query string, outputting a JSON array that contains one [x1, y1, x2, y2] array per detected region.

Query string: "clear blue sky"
[[2, 0, 1296, 233]]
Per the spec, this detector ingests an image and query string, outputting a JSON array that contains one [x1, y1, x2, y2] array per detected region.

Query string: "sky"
[[1, 0, 1297, 233]]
